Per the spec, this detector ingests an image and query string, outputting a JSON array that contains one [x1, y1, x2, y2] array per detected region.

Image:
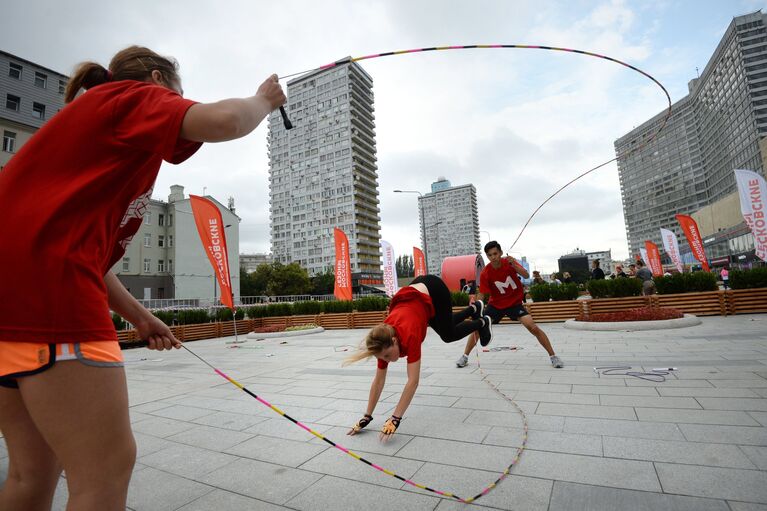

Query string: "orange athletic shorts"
[[0, 341, 124, 389]]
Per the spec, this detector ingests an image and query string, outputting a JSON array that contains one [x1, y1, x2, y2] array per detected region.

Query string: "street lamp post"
[[393, 189, 428, 271]]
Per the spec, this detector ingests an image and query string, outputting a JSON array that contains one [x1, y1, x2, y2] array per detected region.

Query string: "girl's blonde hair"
[[65, 45, 180, 103], [343, 324, 395, 366]]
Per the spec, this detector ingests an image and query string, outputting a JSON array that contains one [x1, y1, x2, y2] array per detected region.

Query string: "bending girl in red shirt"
[[0, 46, 285, 510], [344, 275, 493, 440]]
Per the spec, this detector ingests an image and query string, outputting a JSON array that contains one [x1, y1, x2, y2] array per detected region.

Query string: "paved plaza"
[[3, 314, 767, 510]]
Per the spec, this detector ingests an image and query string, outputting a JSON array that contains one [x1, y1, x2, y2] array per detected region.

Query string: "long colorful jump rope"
[[181, 341, 526, 504], [277, 44, 673, 250], [173, 44, 671, 503]]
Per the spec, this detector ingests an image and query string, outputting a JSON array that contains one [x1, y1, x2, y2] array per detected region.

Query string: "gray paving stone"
[[712, 380, 767, 388], [405, 463, 552, 510], [636, 408, 760, 425], [130, 400, 176, 414], [548, 481, 729, 511], [382, 393, 460, 407], [483, 427, 603, 456], [395, 437, 520, 472], [602, 436, 756, 468], [243, 417, 334, 442], [749, 412, 767, 426], [131, 416, 199, 438], [284, 475, 440, 511], [176, 489, 285, 510], [656, 463, 767, 502], [166, 424, 254, 451], [571, 385, 660, 396], [537, 403, 637, 420], [697, 397, 767, 411], [497, 382, 573, 393], [402, 404, 473, 422], [513, 390, 600, 405], [299, 447, 424, 489], [465, 409, 564, 432], [450, 395, 523, 412], [225, 434, 328, 467], [133, 431, 177, 458], [201, 457, 322, 504], [728, 502, 767, 511], [564, 417, 685, 440], [149, 404, 215, 421], [740, 446, 767, 469], [513, 450, 661, 491], [191, 410, 269, 431], [600, 395, 702, 409], [126, 466, 213, 511], [658, 387, 761, 398], [139, 443, 238, 479], [679, 424, 767, 445]]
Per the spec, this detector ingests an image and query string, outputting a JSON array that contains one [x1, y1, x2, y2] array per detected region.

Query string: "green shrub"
[[264, 303, 293, 317], [322, 300, 354, 313], [152, 310, 175, 326], [586, 279, 611, 299], [292, 300, 323, 315], [354, 296, 390, 312], [245, 305, 267, 319], [529, 283, 551, 302], [610, 277, 643, 297], [687, 272, 718, 292], [212, 308, 245, 321], [654, 272, 718, 294], [177, 308, 210, 324], [451, 292, 470, 306], [550, 282, 579, 301], [730, 268, 767, 289], [112, 313, 126, 330]]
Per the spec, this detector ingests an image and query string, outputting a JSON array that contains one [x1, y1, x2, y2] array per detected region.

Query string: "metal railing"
[[136, 293, 378, 310]]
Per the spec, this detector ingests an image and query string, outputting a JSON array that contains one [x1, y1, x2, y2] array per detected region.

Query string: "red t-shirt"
[[0, 81, 201, 343], [479, 259, 525, 309], [377, 286, 435, 369]]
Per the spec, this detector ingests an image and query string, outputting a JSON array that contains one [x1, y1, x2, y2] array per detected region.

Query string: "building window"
[[122, 257, 130, 271], [5, 94, 20, 112], [168, 259, 173, 273], [34, 72, 47, 89], [158, 235, 164, 247], [2, 131, 15, 153], [32, 102, 45, 119], [158, 259, 165, 272], [158, 214, 165, 226], [168, 214, 173, 226], [144, 233, 151, 247], [168, 235, 173, 247], [58, 79, 66, 94], [144, 212, 151, 225], [143, 258, 151, 272], [8, 63, 22, 79]]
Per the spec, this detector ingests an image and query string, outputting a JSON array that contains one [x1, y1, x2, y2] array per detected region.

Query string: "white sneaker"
[[550, 355, 564, 368], [456, 354, 469, 368]]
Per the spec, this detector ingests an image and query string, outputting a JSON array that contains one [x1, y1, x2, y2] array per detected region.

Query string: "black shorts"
[[486, 303, 529, 324]]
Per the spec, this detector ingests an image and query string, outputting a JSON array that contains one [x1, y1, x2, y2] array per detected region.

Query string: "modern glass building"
[[268, 61, 382, 280], [615, 11, 767, 259]]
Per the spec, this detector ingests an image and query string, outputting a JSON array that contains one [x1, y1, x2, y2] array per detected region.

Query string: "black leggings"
[[411, 275, 484, 343]]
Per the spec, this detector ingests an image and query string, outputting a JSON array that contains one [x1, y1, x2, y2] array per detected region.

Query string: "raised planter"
[[116, 289, 766, 345], [564, 314, 702, 331]]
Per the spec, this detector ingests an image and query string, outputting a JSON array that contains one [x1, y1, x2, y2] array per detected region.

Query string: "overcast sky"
[[3, 0, 765, 272]]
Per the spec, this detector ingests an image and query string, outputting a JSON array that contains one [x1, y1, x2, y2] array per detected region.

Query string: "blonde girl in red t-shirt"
[[344, 275, 493, 440], [0, 46, 285, 511]]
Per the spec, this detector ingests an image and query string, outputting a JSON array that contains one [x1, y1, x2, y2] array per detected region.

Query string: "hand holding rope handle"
[[348, 414, 373, 435]]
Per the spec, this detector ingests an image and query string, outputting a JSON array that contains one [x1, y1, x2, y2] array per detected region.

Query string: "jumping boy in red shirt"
[[456, 241, 564, 369]]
